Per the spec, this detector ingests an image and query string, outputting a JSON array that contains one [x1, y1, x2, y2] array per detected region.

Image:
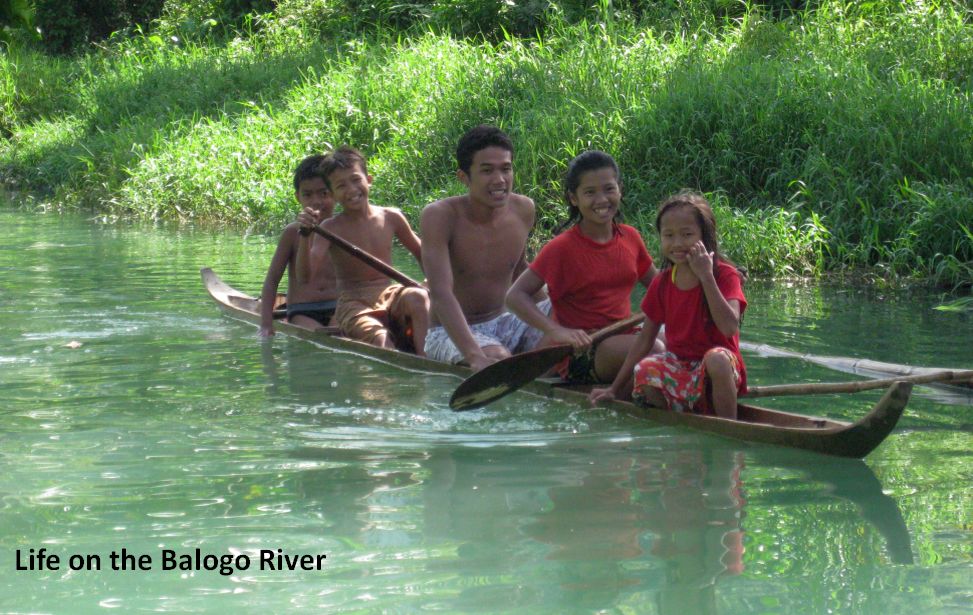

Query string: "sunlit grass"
[[1, 1, 972, 285]]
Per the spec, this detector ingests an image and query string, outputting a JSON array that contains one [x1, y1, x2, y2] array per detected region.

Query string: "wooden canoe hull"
[[201, 268, 909, 458]]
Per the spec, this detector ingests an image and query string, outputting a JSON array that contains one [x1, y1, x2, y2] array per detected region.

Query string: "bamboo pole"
[[745, 369, 973, 398]]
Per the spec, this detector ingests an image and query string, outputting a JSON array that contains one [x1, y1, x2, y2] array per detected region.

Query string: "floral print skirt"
[[632, 348, 741, 413]]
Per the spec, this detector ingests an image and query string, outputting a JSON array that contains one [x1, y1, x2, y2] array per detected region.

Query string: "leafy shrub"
[[33, 0, 165, 54], [153, 0, 276, 41]]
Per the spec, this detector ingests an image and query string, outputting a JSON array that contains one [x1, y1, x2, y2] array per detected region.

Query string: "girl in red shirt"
[[506, 150, 663, 384], [590, 192, 746, 419]]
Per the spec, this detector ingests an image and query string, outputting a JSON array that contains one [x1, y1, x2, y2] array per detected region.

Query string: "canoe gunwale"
[[201, 267, 908, 458]]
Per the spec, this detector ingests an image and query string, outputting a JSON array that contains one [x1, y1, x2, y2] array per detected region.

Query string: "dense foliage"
[[1, 0, 971, 287]]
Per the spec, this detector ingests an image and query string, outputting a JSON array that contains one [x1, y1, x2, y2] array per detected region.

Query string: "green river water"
[[1, 207, 971, 614]]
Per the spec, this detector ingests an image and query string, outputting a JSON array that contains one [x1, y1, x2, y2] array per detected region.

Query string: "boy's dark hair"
[[293, 154, 328, 191], [455, 125, 514, 175], [556, 150, 623, 233], [319, 146, 368, 188]]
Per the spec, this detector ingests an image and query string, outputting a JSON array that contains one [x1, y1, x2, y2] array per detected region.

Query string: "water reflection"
[[748, 449, 914, 566], [521, 447, 745, 614], [286, 445, 419, 541], [258, 336, 441, 413], [417, 442, 913, 613]]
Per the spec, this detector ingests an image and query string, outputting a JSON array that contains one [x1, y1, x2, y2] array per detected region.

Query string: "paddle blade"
[[449, 345, 572, 411]]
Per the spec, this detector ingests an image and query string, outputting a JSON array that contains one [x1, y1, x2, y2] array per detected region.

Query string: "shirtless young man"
[[298, 146, 430, 354], [259, 154, 338, 337], [421, 125, 550, 371]]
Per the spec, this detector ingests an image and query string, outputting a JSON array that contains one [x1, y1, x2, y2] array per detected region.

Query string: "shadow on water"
[[745, 448, 914, 566]]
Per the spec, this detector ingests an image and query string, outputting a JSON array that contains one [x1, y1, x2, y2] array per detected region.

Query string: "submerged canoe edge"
[[201, 267, 909, 459]]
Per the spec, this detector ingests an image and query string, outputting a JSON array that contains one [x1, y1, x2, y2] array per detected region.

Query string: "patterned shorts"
[[632, 348, 741, 413], [424, 299, 552, 365]]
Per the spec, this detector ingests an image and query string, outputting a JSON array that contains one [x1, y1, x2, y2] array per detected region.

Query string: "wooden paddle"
[[450, 314, 645, 411], [745, 369, 973, 398], [308, 224, 423, 288]]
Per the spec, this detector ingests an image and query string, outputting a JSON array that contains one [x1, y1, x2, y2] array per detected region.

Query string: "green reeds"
[[1, 1, 971, 285]]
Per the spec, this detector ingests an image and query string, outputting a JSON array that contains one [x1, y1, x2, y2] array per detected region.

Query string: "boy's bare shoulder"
[[373, 204, 407, 219], [320, 213, 342, 229], [507, 193, 535, 218], [424, 195, 467, 214], [275, 221, 302, 244], [421, 195, 465, 226]]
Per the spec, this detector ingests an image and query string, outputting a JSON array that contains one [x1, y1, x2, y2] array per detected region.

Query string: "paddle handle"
[[310, 225, 423, 289], [589, 313, 645, 344], [745, 369, 973, 398]]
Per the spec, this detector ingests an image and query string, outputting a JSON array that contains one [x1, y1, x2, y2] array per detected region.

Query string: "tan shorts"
[[334, 284, 407, 344]]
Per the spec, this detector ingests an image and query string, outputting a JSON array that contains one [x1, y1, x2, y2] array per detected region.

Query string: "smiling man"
[[420, 125, 550, 371]]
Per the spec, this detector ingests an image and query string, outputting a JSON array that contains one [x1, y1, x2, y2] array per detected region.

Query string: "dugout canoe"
[[201, 267, 909, 458]]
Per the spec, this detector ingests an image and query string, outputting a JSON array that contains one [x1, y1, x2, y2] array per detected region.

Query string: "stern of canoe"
[[201, 267, 263, 322]]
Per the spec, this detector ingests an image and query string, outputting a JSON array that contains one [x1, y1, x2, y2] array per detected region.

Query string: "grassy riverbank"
[[1, 1, 972, 285]]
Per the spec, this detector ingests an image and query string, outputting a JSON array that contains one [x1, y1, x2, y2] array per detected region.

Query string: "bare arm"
[[391, 209, 423, 268], [420, 204, 492, 370], [638, 263, 659, 288], [512, 197, 548, 301], [259, 226, 297, 337], [506, 269, 590, 350], [295, 207, 322, 283], [688, 241, 740, 336]]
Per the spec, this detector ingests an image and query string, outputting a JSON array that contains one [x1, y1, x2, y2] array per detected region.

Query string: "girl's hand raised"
[[687, 240, 714, 278]]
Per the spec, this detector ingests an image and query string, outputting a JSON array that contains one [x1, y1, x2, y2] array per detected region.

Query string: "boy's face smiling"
[[328, 164, 373, 212], [296, 177, 335, 217], [458, 146, 513, 209]]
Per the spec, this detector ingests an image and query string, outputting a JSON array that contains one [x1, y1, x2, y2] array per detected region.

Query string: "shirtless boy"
[[259, 154, 338, 337], [299, 146, 430, 353], [421, 125, 550, 371]]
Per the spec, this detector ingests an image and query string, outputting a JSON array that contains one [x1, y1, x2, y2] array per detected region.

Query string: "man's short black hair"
[[455, 125, 514, 175]]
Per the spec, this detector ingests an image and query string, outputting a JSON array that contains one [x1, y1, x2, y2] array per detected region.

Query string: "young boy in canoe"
[[590, 191, 747, 419], [505, 150, 664, 384], [420, 124, 551, 371], [299, 146, 430, 354], [259, 154, 338, 337]]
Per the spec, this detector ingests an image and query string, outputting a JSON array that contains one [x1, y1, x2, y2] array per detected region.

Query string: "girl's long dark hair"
[[555, 150, 625, 234], [656, 191, 745, 324], [655, 191, 740, 275]]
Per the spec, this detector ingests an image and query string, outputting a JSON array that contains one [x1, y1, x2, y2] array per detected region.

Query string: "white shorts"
[[424, 299, 552, 365]]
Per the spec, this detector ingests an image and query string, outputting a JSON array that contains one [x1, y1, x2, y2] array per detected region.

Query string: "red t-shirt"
[[641, 260, 748, 390], [530, 224, 653, 330]]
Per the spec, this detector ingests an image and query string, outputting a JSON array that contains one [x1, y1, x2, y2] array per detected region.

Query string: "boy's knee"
[[398, 288, 429, 312]]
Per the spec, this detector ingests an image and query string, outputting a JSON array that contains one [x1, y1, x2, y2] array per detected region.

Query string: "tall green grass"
[[1, 1, 971, 286]]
